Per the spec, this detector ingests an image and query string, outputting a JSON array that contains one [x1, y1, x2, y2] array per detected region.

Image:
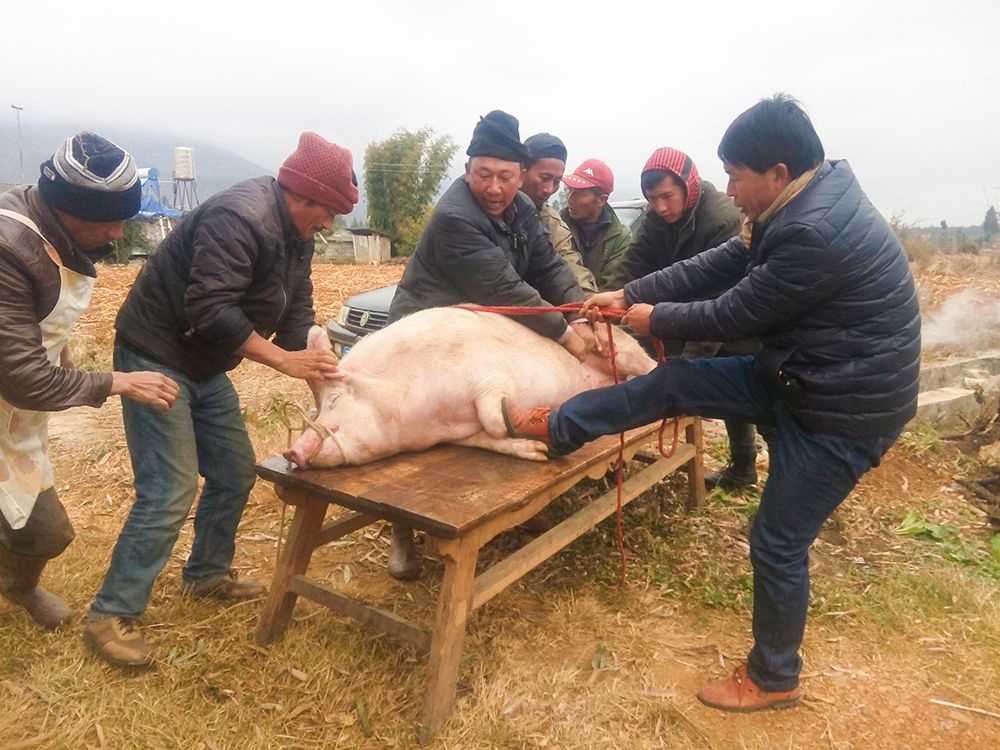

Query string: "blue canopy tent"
[[136, 167, 184, 219]]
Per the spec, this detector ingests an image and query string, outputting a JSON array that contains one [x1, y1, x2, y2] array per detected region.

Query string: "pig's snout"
[[283, 428, 324, 469]]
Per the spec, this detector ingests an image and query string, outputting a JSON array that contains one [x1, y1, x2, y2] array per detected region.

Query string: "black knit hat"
[[38, 132, 141, 222], [466, 110, 530, 164], [524, 132, 567, 164]]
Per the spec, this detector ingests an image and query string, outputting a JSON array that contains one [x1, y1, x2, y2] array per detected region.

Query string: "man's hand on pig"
[[581, 289, 627, 322], [111, 371, 180, 411], [278, 350, 341, 382], [621, 304, 655, 337], [560, 327, 590, 362], [571, 320, 606, 357]]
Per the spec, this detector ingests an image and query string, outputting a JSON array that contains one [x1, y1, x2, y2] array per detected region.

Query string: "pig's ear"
[[307, 325, 333, 353]]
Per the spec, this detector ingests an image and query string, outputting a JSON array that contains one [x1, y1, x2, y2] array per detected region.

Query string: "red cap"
[[562, 158, 614, 194], [277, 132, 359, 215]]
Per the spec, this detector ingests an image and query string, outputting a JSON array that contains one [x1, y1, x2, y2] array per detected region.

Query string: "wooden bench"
[[254, 417, 704, 742]]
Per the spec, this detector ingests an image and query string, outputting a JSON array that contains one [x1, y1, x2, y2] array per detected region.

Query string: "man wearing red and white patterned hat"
[[608, 147, 757, 492], [84, 132, 357, 669], [560, 159, 632, 290]]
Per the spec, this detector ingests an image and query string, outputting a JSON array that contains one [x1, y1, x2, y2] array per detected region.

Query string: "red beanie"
[[277, 132, 359, 215], [642, 147, 701, 212]]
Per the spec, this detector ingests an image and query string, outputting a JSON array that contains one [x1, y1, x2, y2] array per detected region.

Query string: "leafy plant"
[[897, 421, 943, 457], [364, 127, 457, 255], [895, 510, 985, 567]]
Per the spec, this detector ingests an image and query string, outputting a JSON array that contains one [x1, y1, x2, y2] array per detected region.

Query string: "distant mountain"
[[0, 121, 270, 205]]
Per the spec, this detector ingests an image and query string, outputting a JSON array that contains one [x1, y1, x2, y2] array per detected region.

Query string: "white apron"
[[0, 209, 95, 529]]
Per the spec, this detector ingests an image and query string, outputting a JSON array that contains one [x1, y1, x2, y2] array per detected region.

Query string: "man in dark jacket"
[[613, 147, 757, 491], [385, 111, 595, 580], [84, 132, 354, 669], [389, 110, 596, 361], [608, 148, 741, 290], [504, 95, 920, 712], [0, 133, 178, 631]]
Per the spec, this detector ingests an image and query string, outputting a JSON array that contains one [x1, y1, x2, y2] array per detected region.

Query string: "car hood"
[[345, 284, 398, 311]]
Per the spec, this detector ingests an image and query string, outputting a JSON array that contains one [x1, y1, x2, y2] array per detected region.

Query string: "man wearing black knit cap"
[[390, 111, 594, 357], [0, 132, 179, 631], [522, 133, 598, 295], [385, 110, 597, 580]]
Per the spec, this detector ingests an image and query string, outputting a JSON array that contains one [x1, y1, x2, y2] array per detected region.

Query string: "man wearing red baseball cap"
[[560, 159, 631, 290], [84, 132, 355, 669]]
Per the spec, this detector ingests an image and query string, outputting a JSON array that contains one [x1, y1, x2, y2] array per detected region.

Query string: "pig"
[[282, 306, 656, 578]]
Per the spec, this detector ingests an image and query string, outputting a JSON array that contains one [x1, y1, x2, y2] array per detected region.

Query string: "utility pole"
[[11, 105, 24, 184]]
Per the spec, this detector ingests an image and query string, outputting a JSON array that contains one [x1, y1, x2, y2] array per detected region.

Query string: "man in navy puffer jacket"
[[504, 94, 920, 712]]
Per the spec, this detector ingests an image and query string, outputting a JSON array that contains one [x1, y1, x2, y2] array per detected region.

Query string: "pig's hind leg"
[[452, 432, 550, 461], [458, 388, 549, 459]]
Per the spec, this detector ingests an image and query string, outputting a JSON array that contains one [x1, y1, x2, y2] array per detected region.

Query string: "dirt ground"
[[2, 260, 999, 749]]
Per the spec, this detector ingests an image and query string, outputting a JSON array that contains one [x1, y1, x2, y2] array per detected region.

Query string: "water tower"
[[172, 146, 199, 211]]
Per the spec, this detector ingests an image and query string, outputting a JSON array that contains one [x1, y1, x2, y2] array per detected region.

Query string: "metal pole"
[[11, 105, 24, 184]]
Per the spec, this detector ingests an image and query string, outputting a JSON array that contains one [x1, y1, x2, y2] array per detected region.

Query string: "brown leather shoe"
[[83, 617, 155, 670], [180, 570, 267, 601], [697, 663, 801, 713], [501, 397, 552, 446]]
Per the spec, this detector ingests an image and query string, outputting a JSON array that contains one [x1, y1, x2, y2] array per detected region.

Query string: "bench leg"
[[418, 537, 478, 743], [255, 497, 326, 645], [685, 418, 706, 510]]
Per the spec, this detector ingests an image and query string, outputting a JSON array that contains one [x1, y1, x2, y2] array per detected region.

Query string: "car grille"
[[346, 308, 389, 333]]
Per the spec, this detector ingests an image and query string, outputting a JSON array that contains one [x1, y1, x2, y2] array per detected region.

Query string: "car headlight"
[[336, 306, 350, 325]]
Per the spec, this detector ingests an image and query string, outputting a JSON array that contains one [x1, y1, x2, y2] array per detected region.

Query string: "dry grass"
[[2, 262, 1000, 749]]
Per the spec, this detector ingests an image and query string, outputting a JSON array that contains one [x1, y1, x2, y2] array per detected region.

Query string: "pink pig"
[[284, 307, 655, 469], [282, 306, 656, 579]]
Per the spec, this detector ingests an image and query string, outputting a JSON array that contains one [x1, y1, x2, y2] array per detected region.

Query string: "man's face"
[[521, 157, 565, 210], [285, 192, 338, 239], [723, 161, 787, 222], [566, 187, 607, 224], [464, 157, 524, 217], [56, 212, 126, 251], [645, 174, 687, 225]]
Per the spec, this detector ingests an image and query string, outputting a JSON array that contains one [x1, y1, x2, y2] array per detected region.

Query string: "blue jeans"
[[550, 356, 899, 692], [90, 343, 257, 620]]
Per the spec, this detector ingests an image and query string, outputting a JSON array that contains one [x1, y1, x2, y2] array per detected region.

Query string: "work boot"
[[501, 397, 552, 446], [83, 617, 155, 669], [0, 549, 73, 630], [179, 569, 267, 601], [704, 456, 759, 492], [387, 524, 422, 581], [706, 420, 759, 491], [697, 662, 801, 713]]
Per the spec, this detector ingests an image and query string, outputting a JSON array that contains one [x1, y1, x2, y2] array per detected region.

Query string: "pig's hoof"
[[388, 545, 422, 581]]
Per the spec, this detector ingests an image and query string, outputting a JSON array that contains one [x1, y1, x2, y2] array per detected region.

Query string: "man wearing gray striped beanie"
[[0, 132, 179, 633]]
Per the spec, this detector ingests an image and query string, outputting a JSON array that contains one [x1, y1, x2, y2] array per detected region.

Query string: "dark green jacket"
[[608, 181, 740, 290], [560, 205, 631, 291]]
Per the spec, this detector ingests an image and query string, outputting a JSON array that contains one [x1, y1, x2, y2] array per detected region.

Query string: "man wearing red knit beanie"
[[84, 132, 356, 670]]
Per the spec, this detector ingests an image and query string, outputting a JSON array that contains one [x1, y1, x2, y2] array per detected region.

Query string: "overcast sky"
[[5, 1, 997, 226]]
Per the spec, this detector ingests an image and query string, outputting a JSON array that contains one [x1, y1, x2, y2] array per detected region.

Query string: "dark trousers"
[[0, 487, 76, 560], [550, 356, 899, 691]]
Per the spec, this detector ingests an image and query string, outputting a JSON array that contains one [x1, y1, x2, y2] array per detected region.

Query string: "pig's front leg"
[[452, 432, 549, 461]]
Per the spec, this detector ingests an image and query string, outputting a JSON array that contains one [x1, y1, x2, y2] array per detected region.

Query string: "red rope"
[[454, 302, 679, 587]]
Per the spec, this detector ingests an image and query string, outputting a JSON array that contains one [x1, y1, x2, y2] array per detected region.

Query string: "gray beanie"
[[38, 132, 141, 221]]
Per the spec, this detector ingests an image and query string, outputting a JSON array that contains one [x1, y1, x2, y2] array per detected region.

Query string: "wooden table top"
[[257, 423, 668, 538]]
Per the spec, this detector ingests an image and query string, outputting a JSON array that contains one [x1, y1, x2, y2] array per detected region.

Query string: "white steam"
[[922, 289, 1000, 351]]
